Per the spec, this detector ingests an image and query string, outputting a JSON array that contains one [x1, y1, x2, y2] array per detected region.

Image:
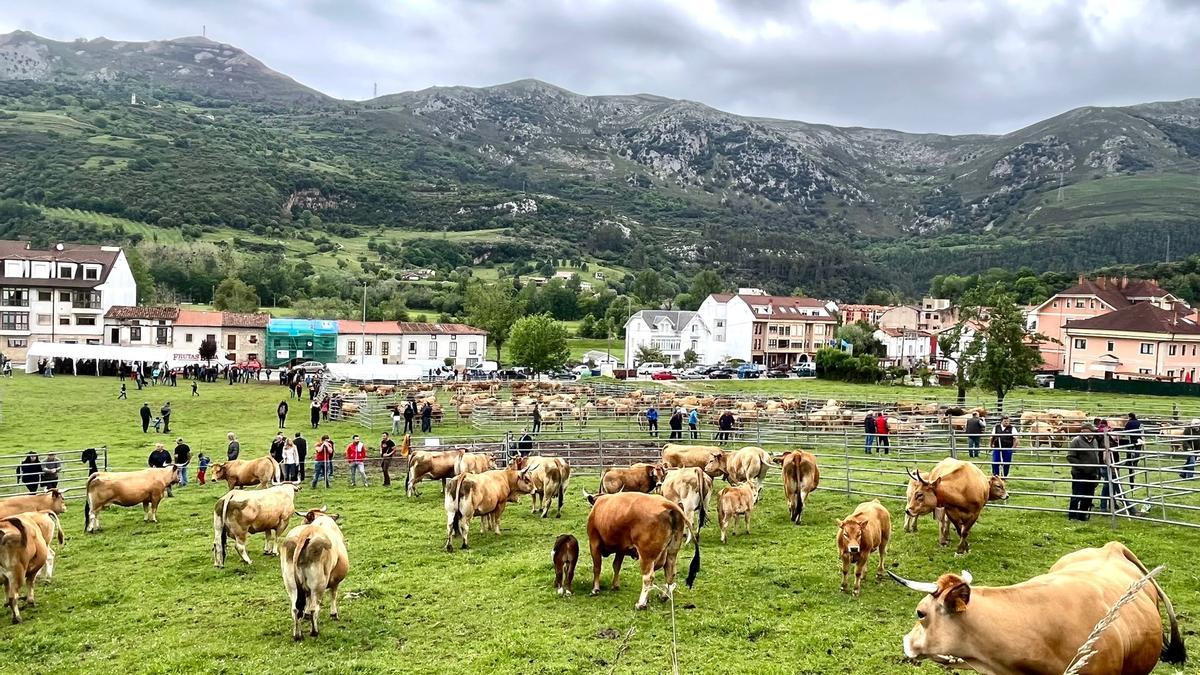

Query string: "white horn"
[[960, 570, 973, 585], [887, 571, 939, 594]]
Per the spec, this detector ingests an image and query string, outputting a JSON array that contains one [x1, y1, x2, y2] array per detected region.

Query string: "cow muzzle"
[[847, 545, 860, 555]]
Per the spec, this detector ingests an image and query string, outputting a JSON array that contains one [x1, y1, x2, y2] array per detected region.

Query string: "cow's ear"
[[834, 518, 844, 527], [942, 582, 970, 613]]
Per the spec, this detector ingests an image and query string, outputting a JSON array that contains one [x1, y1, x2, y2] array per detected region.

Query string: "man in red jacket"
[[874, 414, 890, 454], [346, 434, 369, 487], [311, 434, 334, 488]]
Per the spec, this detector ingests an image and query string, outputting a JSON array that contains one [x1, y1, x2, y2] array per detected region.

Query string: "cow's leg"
[[661, 547, 679, 601], [307, 584, 325, 637], [149, 497, 160, 523], [937, 510, 950, 547], [530, 490, 539, 514], [854, 556, 867, 597], [877, 535, 889, 580], [956, 517, 976, 556], [744, 512, 751, 535], [719, 508, 728, 543], [611, 552, 625, 591], [590, 541, 604, 595], [444, 508, 457, 552], [6, 571, 21, 623], [491, 504, 506, 534], [22, 568, 37, 607], [235, 534, 253, 565], [635, 554, 655, 610], [143, 501, 151, 522], [840, 555, 850, 593], [328, 581, 341, 620], [459, 513, 471, 550]]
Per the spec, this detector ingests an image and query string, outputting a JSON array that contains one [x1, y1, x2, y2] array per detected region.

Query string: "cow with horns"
[[904, 458, 1007, 555]]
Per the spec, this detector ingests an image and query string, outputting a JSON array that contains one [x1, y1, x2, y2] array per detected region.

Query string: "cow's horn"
[[887, 571, 939, 594], [57, 488, 72, 495], [960, 570, 973, 585]]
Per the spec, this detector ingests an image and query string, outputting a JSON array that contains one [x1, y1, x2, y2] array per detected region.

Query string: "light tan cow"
[[526, 456, 571, 518], [905, 459, 1008, 554], [705, 446, 770, 490], [213, 483, 302, 567], [772, 451, 819, 524], [406, 448, 466, 497], [444, 458, 537, 551], [211, 456, 282, 490], [280, 508, 349, 641], [717, 482, 760, 543], [661, 444, 723, 474], [599, 462, 668, 494], [661, 467, 712, 542], [837, 500, 891, 597], [84, 466, 180, 533], [0, 514, 49, 623], [454, 451, 495, 477], [21, 511, 63, 581], [0, 489, 68, 520]]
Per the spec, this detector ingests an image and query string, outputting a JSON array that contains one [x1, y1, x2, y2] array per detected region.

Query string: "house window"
[[156, 327, 168, 345], [449, 342, 457, 357], [429, 341, 437, 357], [365, 341, 373, 356], [408, 341, 417, 355], [1168, 370, 1175, 379], [347, 340, 356, 356], [184, 333, 192, 343], [469, 342, 477, 355], [58, 316, 70, 326], [1052, 301, 1058, 308], [7, 338, 27, 348], [768, 339, 778, 348], [76, 316, 96, 326], [1139, 343, 1153, 355], [1072, 362, 1084, 373], [225, 335, 236, 350], [381, 341, 389, 356], [1073, 338, 1087, 350], [83, 266, 100, 281], [36, 314, 50, 326], [131, 327, 142, 341], [1075, 300, 1084, 308], [1138, 368, 1152, 374], [1, 288, 28, 307], [206, 334, 216, 343], [3, 261, 22, 277], [1, 312, 29, 331], [1169, 344, 1178, 356], [1089, 300, 1095, 309], [753, 339, 761, 350], [37, 290, 51, 302], [59, 292, 70, 302], [1106, 341, 1114, 352], [716, 320, 724, 328], [58, 264, 75, 279]]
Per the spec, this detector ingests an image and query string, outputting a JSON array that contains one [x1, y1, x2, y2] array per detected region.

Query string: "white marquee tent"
[[24, 341, 232, 373]]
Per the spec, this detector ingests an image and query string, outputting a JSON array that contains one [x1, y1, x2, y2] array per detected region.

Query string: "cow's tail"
[[2, 517, 27, 547], [272, 458, 282, 485], [293, 538, 310, 616], [695, 468, 709, 529], [671, 508, 700, 589], [449, 476, 470, 536], [1119, 545, 1186, 665], [788, 456, 804, 523], [598, 470, 607, 495], [83, 482, 92, 531], [47, 511, 63, 545], [215, 494, 231, 564], [404, 460, 412, 495], [557, 465, 569, 513]]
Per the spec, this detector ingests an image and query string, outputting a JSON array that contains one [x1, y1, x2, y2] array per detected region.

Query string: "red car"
[[651, 371, 677, 381]]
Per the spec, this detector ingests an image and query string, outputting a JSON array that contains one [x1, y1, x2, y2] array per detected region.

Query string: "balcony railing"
[[72, 299, 101, 310]]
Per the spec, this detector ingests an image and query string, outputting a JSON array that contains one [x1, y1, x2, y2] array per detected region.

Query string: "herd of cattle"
[[0, 435, 1188, 673]]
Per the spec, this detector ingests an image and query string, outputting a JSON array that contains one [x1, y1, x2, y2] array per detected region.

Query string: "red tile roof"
[[176, 310, 269, 328], [738, 294, 836, 321], [105, 306, 181, 321], [338, 320, 487, 336], [1065, 302, 1200, 336]]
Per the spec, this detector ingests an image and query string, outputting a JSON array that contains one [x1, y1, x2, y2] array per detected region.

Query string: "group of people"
[[392, 400, 436, 434], [15, 451, 63, 492], [138, 402, 175, 434], [640, 405, 705, 441], [223, 429, 404, 489]]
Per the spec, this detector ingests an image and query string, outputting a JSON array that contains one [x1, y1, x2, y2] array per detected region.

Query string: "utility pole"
[[361, 282, 368, 354]]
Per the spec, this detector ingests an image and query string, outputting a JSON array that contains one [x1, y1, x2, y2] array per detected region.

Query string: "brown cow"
[[905, 458, 1008, 554], [527, 456, 571, 518], [0, 489, 68, 520], [84, 466, 180, 533], [661, 444, 723, 475], [22, 511, 63, 582], [583, 491, 700, 609], [717, 482, 760, 543], [890, 542, 1185, 674], [454, 451, 495, 476], [903, 477, 922, 533], [836, 499, 891, 597], [280, 508, 349, 641], [211, 456, 282, 490], [772, 451, 819, 524], [406, 448, 465, 497], [444, 458, 536, 551], [213, 483, 302, 567], [598, 462, 667, 495], [661, 467, 712, 542], [0, 514, 49, 623], [705, 447, 770, 490], [553, 533, 578, 596]]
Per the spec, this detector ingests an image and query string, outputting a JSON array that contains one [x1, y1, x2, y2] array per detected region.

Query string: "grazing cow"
[[661, 467, 712, 541], [444, 458, 536, 551], [598, 462, 667, 495], [662, 444, 723, 475], [211, 456, 282, 490], [84, 466, 180, 533], [280, 508, 349, 641], [772, 451, 819, 524], [583, 491, 700, 609], [836, 500, 891, 596], [527, 456, 571, 518], [704, 447, 770, 489], [454, 451, 495, 477], [553, 533, 578, 596], [890, 541, 1185, 674], [22, 511, 63, 581], [0, 489, 68, 520], [406, 448, 465, 497], [717, 482, 760, 543], [213, 483, 302, 567], [905, 458, 1007, 554], [0, 514, 49, 623]]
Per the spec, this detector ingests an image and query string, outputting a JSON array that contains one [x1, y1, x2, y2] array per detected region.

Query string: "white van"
[[636, 362, 667, 377]]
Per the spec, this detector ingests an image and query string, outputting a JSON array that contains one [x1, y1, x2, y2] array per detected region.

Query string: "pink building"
[[839, 304, 890, 326], [1063, 303, 1200, 381]]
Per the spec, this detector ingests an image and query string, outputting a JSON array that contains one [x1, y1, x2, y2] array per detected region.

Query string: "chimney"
[[1078, 274, 1085, 285], [1121, 275, 1129, 290]]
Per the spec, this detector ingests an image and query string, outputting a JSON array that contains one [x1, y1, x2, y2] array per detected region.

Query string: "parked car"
[[1034, 373, 1055, 388], [498, 369, 530, 380], [765, 367, 791, 379], [546, 370, 577, 381], [791, 362, 817, 377], [708, 368, 734, 379], [736, 364, 763, 379], [636, 362, 668, 377], [651, 370, 677, 381], [678, 367, 706, 380], [294, 360, 325, 371]]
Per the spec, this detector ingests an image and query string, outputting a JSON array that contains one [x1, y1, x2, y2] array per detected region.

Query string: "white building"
[[623, 310, 710, 367], [336, 320, 487, 368], [1, 241, 136, 362], [105, 307, 270, 364], [697, 292, 836, 366], [873, 328, 934, 367], [581, 349, 619, 366]]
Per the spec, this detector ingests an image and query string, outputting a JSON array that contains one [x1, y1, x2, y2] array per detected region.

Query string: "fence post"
[[103, 445, 109, 472], [949, 426, 957, 460], [843, 427, 851, 496], [598, 427, 606, 471]]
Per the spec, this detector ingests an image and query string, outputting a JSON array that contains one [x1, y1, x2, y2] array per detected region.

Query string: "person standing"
[[515, 428, 534, 457], [874, 413, 890, 454], [1123, 412, 1145, 482], [990, 416, 1016, 477], [688, 408, 700, 439], [965, 412, 985, 458], [311, 399, 322, 429], [18, 452, 41, 493], [532, 403, 542, 434], [197, 453, 211, 486], [118, 383, 127, 400], [403, 399, 416, 434], [173, 438, 191, 487], [140, 403, 152, 433], [80, 448, 100, 476], [226, 432, 241, 461], [294, 432, 308, 482], [282, 438, 299, 482], [717, 410, 735, 443], [1067, 424, 1101, 521], [311, 434, 334, 489], [38, 452, 62, 490], [269, 433, 286, 464], [391, 406, 402, 434], [277, 400, 289, 429], [646, 405, 659, 438], [148, 443, 171, 468], [1181, 418, 1200, 480], [191, 381, 199, 397], [668, 408, 683, 440], [379, 432, 397, 487], [863, 411, 876, 454], [160, 402, 172, 434], [346, 435, 368, 487], [421, 401, 433, 433]]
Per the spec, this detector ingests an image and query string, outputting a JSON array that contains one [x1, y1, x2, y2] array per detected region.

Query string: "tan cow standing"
[[905, 458, 1008, 554], [661, 467, 712, 541], [526, 456, 571, 518], [84, 466, 180, 533], [22, 511, 63, 581], [0, 489, 68, 520], [280, 508, 349, 641], [454, 451, 495, 476], [705, 447, 771, 491], [661, 444, 723, 475], [444, 458, 536, 551], [717, 482, 760, 543], [598, 462, 667, 494], [211, 456, 281, 490], [836, 500, 891, 597], [0, 514, 49, 623], [406, 448, 466, 497], [772, 450, 819, 524], [213, 483, 302, 567]]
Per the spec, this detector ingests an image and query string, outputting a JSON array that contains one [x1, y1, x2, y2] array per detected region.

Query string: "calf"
[[0, 514, 49, 623], [837, 499, 891, 596], [454, 451, 495, 476], [280, 508, 349, 641], [552, 533, 578, 596], [0, 489, 68, 519], [444, 458, 536, 551], [584, 491, 700, 609], [772, 451, 819, 524], [84, 466, 179, 533], [705, 446, 770, 489], [717, 482, 760, 543], [213, 483, 302, 567], [406, 448, 464, 497], [598, 462, 667, 495], [661, 467, 712, 541], [211, 456, 281, 490], [527, 456, 571, 518]]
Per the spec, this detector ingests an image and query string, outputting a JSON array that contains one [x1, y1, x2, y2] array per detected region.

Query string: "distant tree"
[[681, 349, 700, 367], [633, 270, 663, 305], [125, 247, 155, 303], [577, 314, 597, 339], [199, 337, 218, 364], [507, 314, 570, 376], [465, 283, 523, 366], [836, 322, 883, 357], [635, 345, 667, 366], [212, 277, 259, 313], [685, 270, 724, 309], [964, 286, 1046, 412]]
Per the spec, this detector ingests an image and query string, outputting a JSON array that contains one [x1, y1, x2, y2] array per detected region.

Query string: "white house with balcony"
[[874, 328, 934, 368], [623, 310, 711, 367], [336, 320, 488, 368], [0, 241, 136, 361]]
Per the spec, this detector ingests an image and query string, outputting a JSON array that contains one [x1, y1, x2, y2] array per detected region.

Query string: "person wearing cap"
[[173, 437, 192, 487], [1067, 423, 1101, 521], [1182, 418, 1200, 480], [989, 416, 1016, 477]]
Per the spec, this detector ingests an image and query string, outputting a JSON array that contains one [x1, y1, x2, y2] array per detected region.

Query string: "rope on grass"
[[1062, 564, 1165, 675], [608, 626, 635, 674], [645, 583, 681, 675]]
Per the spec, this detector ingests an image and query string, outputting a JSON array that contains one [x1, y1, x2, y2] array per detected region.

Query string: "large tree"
[[507, 314, 570, 375], [964, 286, 1045, 412], [199, 336, 218, 364], [212, 276, 259, 313], [465, 282, 524, 366]]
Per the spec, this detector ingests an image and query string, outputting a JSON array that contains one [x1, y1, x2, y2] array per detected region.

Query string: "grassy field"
[[0, 374, 1197, 673]]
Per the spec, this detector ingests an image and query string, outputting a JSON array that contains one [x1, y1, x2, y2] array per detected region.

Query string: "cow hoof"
[[591, 589, 600, 596], [555, 513, 562, 519], [311, 630, 318, 637], [634, 603, 647, 611], [556, 588, 564, 596], [564, 590, 572, 596], [294, 634, 303, 642], [461, 543, 469, 550], [444, 545, 454, 554], [12, 617, 20, 625], [331, 613, 339, 621]]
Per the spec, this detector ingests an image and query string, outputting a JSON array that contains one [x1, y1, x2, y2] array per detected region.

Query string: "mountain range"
[[3, 30, 1200, 299]]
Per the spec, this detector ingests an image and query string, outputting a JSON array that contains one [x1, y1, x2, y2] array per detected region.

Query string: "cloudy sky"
[[4, 0, 1200, 134]]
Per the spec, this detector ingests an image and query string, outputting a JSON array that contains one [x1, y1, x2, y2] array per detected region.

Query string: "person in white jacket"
[[282, 438, 300, 482]]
